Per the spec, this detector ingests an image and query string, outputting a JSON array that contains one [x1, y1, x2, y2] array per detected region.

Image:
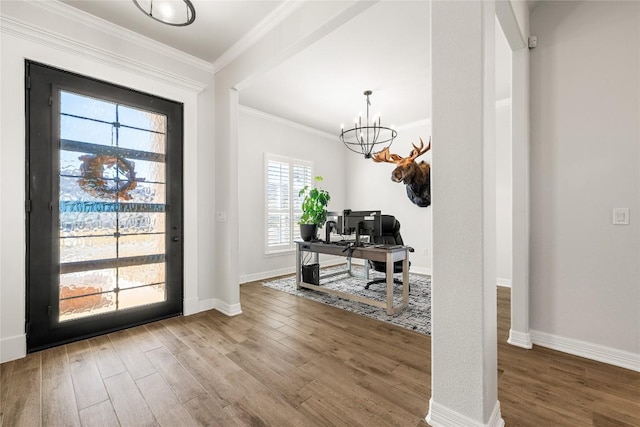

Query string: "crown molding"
[[27, 0, 213, 74], [240, 105, 338, 142], [0, 15, 208, 92], [211, 1, 304, 74], [395, 118, 431, 131]]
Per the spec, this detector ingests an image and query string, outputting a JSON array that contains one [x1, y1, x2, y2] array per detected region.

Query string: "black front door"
[[26, 61, 184, 351]]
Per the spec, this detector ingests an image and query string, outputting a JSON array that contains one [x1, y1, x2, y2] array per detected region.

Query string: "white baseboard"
[[183, 297, 200, 316], [0, 334, 26, 364], [239, 257, 345, 284], [197, 298, 242, 317], [427, 399, 504, 427], [508, 329, 533, 349], [410, 266, 432, 276], [531, 330, 640, 372], [496, 278, 512, 288], [198, 298, 217, 312], [214, 300, 243, 316]]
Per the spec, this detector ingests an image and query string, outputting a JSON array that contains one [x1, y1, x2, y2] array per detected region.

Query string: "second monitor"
[[342, 209, 382, 246]]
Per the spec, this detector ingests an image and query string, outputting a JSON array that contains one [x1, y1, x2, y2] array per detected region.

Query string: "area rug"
[[262, 265, 431, 335]]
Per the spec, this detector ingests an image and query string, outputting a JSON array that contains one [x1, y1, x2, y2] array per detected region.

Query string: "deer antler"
[[409, 137, 431, 161], [372, 147, 403, 164]]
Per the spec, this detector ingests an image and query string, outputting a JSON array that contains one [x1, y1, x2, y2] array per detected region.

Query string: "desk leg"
[[402, 252, 409, 305], [386, 253, 394, 315], [296, 245, 302, 290]]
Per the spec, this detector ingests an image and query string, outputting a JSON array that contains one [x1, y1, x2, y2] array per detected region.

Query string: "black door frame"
[[26, 61, 184, 352]]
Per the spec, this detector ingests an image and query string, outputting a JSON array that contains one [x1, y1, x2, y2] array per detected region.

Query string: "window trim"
[[264, 153, 313, 255]]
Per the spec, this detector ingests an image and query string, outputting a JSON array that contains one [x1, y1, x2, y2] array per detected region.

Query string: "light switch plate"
[[216, 212, 227, 222], [612, 208, 630, 225]]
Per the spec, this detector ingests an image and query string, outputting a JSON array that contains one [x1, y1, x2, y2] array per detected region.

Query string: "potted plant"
[[298, 176, 331, 241]]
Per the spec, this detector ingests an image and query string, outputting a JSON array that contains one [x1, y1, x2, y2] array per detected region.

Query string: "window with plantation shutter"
[[265, 153, 312, 254]]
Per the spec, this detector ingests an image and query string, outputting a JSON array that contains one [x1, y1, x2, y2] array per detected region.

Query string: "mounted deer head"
[[373, 137, 432, 207]]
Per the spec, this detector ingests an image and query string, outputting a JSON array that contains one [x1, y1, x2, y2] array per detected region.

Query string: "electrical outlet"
[[216, 212, 227, 222], [613, 208, 629, 225]]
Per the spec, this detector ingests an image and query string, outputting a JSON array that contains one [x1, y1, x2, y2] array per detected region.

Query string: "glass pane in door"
[[58, 91, 168, 322]]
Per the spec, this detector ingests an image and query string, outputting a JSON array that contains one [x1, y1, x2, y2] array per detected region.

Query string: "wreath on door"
[[78, 154, 138, 201]]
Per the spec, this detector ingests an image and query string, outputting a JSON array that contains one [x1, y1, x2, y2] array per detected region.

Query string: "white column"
[[427, 1, 504, 426], [508, 46, 532, 349]]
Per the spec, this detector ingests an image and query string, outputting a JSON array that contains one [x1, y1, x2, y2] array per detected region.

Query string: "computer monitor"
[[324, 211, 343, 242], [343, 209, 382, 246]]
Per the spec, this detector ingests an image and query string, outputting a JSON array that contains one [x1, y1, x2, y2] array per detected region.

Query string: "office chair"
[[365, 215, 413, 290]]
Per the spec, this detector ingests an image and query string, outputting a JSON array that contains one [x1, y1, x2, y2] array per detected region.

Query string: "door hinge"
[[48, 201, 53, 211], [47, 305, 52, 316], [26, 76, 31, 90], [25, 200, 32, 212], [48, 96, 53, 106], [25, 322, 31, 336], [528, 36, 538, 49]]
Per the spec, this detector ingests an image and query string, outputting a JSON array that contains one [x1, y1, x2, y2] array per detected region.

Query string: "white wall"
[[345, 121, 433, 275], [0, 1, 211, 362], [237, 107, 347, 282], [530, 1, 640, 362]]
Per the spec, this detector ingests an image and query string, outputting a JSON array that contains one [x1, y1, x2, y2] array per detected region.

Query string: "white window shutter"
[[265, 154, 313, 253]]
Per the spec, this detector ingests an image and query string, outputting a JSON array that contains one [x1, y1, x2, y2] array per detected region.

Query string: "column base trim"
[[198, 298, 242, 317], [0, 334, 26, 364], [508, 329, 533, 349], [426, 399, 504, 427]]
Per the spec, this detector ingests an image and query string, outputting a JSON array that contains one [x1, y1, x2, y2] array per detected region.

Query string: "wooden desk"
[[295, 241, 410, 315]]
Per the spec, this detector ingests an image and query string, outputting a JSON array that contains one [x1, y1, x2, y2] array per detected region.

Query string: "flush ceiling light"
[[133, 0, 196, 27], [339, 90, 397, 159]]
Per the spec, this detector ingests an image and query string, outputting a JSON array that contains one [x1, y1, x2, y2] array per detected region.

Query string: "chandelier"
[[339, 90, 397, 159], [133, 0, 196, 27]]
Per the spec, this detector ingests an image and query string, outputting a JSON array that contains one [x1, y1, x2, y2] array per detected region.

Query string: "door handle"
[[172, 237, 180, 242]]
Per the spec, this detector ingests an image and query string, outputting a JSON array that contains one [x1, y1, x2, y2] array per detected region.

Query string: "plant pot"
[[300, 224, 318, 242]]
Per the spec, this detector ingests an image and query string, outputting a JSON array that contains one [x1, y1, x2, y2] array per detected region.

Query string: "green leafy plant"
[[298, 176, 331, 226]]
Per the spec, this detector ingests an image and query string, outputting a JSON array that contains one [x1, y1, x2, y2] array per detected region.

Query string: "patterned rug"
[[261, 264, 431, 335]]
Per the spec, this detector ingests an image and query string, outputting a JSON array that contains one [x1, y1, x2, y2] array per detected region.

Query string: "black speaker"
[[301, 263, 320, 285]]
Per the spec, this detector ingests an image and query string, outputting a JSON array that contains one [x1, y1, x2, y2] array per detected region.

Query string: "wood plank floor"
[[1, 282, 639, 426]]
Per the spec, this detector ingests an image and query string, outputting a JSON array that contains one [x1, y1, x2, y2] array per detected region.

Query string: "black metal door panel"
[[26, 61, 184, 351]]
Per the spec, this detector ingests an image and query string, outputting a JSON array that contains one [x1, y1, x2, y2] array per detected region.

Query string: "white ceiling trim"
[[395, 118, 431, 131], [28, 0, 214, 74], [240, 105, 339, 142], [211, 0, 304, 74], [0, 15, 208, 92]]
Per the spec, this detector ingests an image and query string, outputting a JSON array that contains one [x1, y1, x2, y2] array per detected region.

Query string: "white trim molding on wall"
[[531, 330, 640, 372], [0, 334, 26, 364], [508, 329, 533, 349], [239, 257, 346, 284], [427, 400, 504, 427], [199, 299, 243, 317], [240, 105, 336, 141], [0, 15, 208, 92], [27, 0, 213, 73]]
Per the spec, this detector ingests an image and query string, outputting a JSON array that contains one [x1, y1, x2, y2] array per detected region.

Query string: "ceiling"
[[60, 0, 283, 62], [59, 0, 512, 136]]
